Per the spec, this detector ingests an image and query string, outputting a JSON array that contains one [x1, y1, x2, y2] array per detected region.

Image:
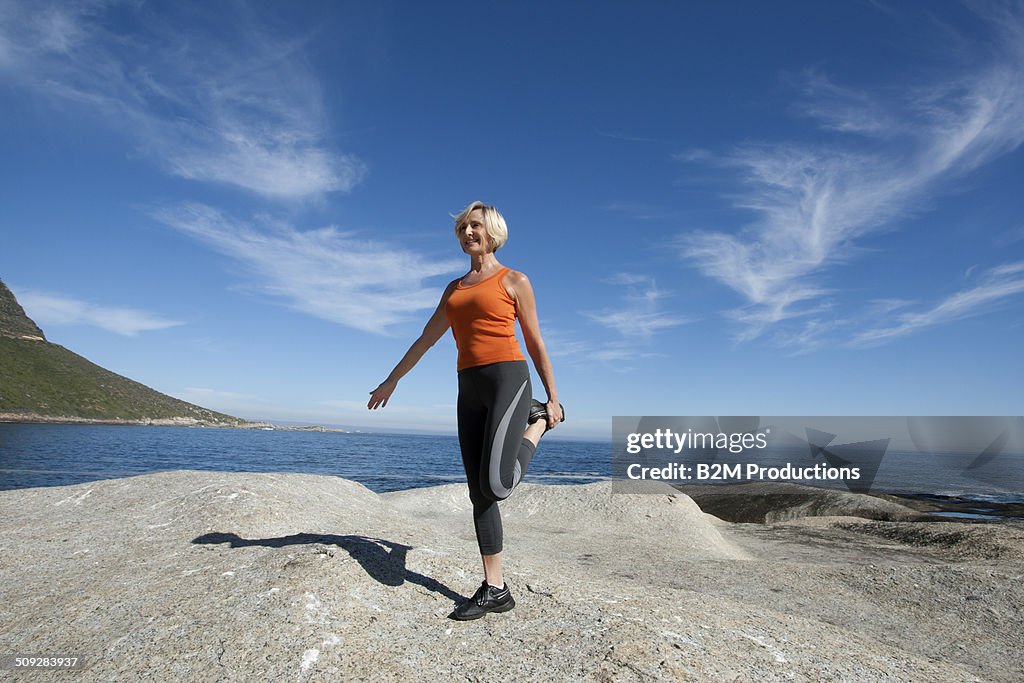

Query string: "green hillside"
[[0, 279, 245, 425]]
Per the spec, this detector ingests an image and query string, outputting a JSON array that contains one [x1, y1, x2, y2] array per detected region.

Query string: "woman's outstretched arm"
[[367, 281, 457, 410], [506, 270, 562, 428]]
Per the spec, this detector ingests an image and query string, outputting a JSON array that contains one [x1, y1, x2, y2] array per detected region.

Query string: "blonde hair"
[[452, 201, 508, 251]]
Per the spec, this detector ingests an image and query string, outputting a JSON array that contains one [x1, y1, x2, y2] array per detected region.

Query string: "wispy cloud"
[[593, 127, 677, 144], [672, 148, 714, 163], [767, 262, 1024, 354], [0, 1, 361, 199], [588, 344, 660, 364], [542, 327, 661, 370], [171, 390, 460, 430], [586, 273, 691, 338], [790, 69, 902, 138], [552, 274, 690, 367], [678, 3, 1024, 345], [995, 224, 1024, 246], [851, 261, 1024, 346], [864, 298, 917, 316], [174, 387, 293, 422], [12, 288, 183, 336], [177, 387, 271, 406], [542, 328, 595, 360], [321, 399, 458, 432], [152, 203, 463, 335], [602, 202, 678, 221]]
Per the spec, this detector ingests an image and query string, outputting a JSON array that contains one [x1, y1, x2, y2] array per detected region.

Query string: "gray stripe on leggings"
[[487, 378, 529, 499]]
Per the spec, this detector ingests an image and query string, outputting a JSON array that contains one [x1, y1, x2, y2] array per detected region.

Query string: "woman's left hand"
[[545, 400, 562, 430], [368, 378, 398, 410]]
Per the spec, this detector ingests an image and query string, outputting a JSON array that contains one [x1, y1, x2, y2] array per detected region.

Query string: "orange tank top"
[[445, 267, 527, 371]]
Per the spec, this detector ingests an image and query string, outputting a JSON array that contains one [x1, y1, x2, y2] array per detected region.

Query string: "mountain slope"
[[0, 280, 45, 340], [0, 279, 245, 425]]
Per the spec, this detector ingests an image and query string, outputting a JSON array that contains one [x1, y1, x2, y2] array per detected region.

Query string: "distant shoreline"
[[3, 421, 1019, 519], [0, 412, 346, 433], [0, 415, 600, 440], [886, 491, 1024, 521]]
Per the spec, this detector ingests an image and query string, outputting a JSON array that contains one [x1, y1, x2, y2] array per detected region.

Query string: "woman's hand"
[[366, 281, 456, 413], [545, 399, 563, 430], [368, 379, 398, 409]]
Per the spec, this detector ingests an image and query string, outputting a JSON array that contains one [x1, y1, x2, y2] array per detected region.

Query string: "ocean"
[[0, 423, 607, 492], [1, 424, 1021, 512]]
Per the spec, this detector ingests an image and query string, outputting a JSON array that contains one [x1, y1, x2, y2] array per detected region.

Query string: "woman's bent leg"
[[478, 361, 535, 501], [457, 361, 537, 556]]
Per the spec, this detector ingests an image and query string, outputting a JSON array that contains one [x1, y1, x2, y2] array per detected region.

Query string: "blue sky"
[[2, 0, 1023, 438]]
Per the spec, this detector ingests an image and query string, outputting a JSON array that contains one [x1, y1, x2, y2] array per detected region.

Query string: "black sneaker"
[[449, 581, 516, 620], [528, 399, 565, 429]]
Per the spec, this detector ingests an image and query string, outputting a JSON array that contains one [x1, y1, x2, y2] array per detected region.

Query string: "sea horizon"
[[2, 423, 1022, 513]]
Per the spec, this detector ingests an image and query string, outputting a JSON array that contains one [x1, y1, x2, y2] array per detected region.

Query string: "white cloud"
[[864, 298, 917, 316], [12, 288, 183, 336], [542, 329, 594, 360], [678, 3, 1024, 344], [541, 327, 661, 369], [170, 390, 461, 431], [322, 398, 456, 415], [547, 274, 692, 368], [588, 344, 658, 364], [0, 0, 362, 200], [995, 224, 1024, 246], [178, 387, 268, 405], [587, 309, 686, 338], [791, 69, 901, 137], [851, 261, 1024, 346], [671, 148, 714, 163], [586, 273, 691, 338], [769, 317, 850, 357], [152, 203, 463, 335], [320, 398, 458, 432], [605, 272, 651, 286], [602, 202, 678, 221], [593, 128, 675, 144]]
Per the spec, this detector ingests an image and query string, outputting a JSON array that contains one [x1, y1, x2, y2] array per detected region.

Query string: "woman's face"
[[458, 209, 491, 255]]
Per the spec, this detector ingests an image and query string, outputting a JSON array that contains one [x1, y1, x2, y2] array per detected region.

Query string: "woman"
[[367, 200, 563, 621]]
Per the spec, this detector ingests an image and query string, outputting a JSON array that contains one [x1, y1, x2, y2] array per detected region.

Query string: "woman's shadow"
[[193, 532, 462, 602]]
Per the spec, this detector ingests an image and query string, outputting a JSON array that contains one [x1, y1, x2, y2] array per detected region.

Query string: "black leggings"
[[457, 360, 537, 555]]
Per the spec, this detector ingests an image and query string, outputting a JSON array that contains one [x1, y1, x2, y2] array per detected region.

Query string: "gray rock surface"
[[678, 482, 927, 523], [1, 471, 1022, 681]]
